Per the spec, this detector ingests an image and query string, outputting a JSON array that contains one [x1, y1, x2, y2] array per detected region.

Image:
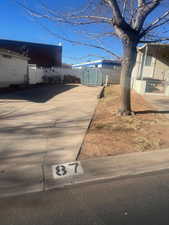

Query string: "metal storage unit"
[[81, 68, 103, 86]]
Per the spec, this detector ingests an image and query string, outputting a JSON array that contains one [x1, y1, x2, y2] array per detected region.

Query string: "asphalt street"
[[1, 169, 169, 225]]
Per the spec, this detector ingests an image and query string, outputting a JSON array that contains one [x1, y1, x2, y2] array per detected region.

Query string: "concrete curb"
[[43, 148, 169, 191], [1, 148, 169, 198]]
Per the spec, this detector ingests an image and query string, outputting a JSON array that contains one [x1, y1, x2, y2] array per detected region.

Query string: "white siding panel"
[[28, 66, 44, 84], [0, 54, 28, 87]]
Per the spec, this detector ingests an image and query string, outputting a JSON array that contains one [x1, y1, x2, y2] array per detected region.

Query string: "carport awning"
[[139, 44, 169, 61]]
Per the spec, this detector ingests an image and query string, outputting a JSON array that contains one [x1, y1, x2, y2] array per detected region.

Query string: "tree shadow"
[[135, 110, 169, 115], [0, 110, 89, 159], [0, 84, 78, 103], [0, 84, 92, 198], [0, 112, 89, 198]]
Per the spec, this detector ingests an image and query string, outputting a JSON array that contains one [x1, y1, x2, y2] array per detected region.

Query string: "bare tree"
[[17, 0, 169, 115]]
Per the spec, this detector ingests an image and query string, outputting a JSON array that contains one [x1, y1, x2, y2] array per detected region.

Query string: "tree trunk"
[[118, 39, 137, 116]]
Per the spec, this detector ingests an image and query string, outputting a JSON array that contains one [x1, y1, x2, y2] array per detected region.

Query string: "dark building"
[[0, 39, 62, 67]]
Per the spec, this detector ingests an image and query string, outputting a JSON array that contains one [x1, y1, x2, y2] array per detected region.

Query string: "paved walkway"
[[144, 93, 169, 112], [0, 84, 102, 197]]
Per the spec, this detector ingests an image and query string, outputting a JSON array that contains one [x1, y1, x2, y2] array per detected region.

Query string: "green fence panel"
[[82, 68, 103, 86]]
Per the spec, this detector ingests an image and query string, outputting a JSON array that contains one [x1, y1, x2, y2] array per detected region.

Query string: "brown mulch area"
[[79, 85, 169, 160]]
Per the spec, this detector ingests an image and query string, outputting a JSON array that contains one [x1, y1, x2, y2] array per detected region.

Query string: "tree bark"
[[118, 38, 137, 116]]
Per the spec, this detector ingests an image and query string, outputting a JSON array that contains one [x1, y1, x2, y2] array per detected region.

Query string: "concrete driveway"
[[0, 84, 102, 197], [0, 84, 102, 162]]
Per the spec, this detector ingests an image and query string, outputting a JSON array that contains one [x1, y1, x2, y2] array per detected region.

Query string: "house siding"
[[153, 58, 169, 80], [0, 53, 28, 87]]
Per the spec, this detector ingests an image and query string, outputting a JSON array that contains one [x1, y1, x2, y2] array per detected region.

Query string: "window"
[[145, 55, 152, 66]]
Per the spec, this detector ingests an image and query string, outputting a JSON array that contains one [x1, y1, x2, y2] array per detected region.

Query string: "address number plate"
[[52, 161, 84, 179]]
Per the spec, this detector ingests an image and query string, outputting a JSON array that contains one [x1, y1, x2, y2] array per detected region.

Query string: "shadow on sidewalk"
[[0, 84, 78, 103], [0, 113, 89, 159]]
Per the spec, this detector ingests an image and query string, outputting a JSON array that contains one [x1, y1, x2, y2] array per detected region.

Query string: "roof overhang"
[[72, 59, 121, 67], [138, 43, 169, 60]]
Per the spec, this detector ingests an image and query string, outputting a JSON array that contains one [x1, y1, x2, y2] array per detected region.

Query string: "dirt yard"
[[79, 85, 169, 160]]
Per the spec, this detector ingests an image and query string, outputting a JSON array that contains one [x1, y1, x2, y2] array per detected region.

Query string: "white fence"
[[28, 65, 44, 84], [44, 67, 83, 80]]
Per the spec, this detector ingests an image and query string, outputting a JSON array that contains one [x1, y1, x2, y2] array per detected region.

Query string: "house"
[[72, 59, 121, 69], [0, 39, 62, 68], [0, 49, 29, 88], [132, 43, 169, 95], [0, 39, 63, 87]]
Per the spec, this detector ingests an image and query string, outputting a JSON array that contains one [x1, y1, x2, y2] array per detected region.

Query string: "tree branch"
[[73, 28, 117, 40], [133, 0, 161, 31], [140, 10, 169, 36], [64, 53, 114, 61], [15, 0, 110, 25], [103, 0, 123, 25], [40, 0, 94, 18], [64, 15, 112, 24], [138, 0, 145, 8], [37, 22, 120, 59]]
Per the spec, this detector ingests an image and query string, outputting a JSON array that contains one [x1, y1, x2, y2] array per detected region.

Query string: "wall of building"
[[133, 80, 146, 95], [72, 60, 121, 69], [131, 46, 169, 95], [0, 54, 28, 88], [0, 40, 62, 68], [153, 58, 169, 81], [101, 67, 121, 84], [131, 52, 142, 80], [132, 49, 169, 82], [142, 57, 156, 78], [132, 52, 156, 79]]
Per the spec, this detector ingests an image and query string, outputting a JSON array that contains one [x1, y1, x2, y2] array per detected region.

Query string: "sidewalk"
[[0, 84, 102, 197], [144, 94, 169, 112], [2, 147, 169, 198]]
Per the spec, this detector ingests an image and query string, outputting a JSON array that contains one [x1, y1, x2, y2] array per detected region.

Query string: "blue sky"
[[0, 0, 168, 64], [0, 0, 122, 64]]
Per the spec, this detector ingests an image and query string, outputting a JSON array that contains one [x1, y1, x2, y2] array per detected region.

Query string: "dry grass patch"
[[79, 85, 169, 160]]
